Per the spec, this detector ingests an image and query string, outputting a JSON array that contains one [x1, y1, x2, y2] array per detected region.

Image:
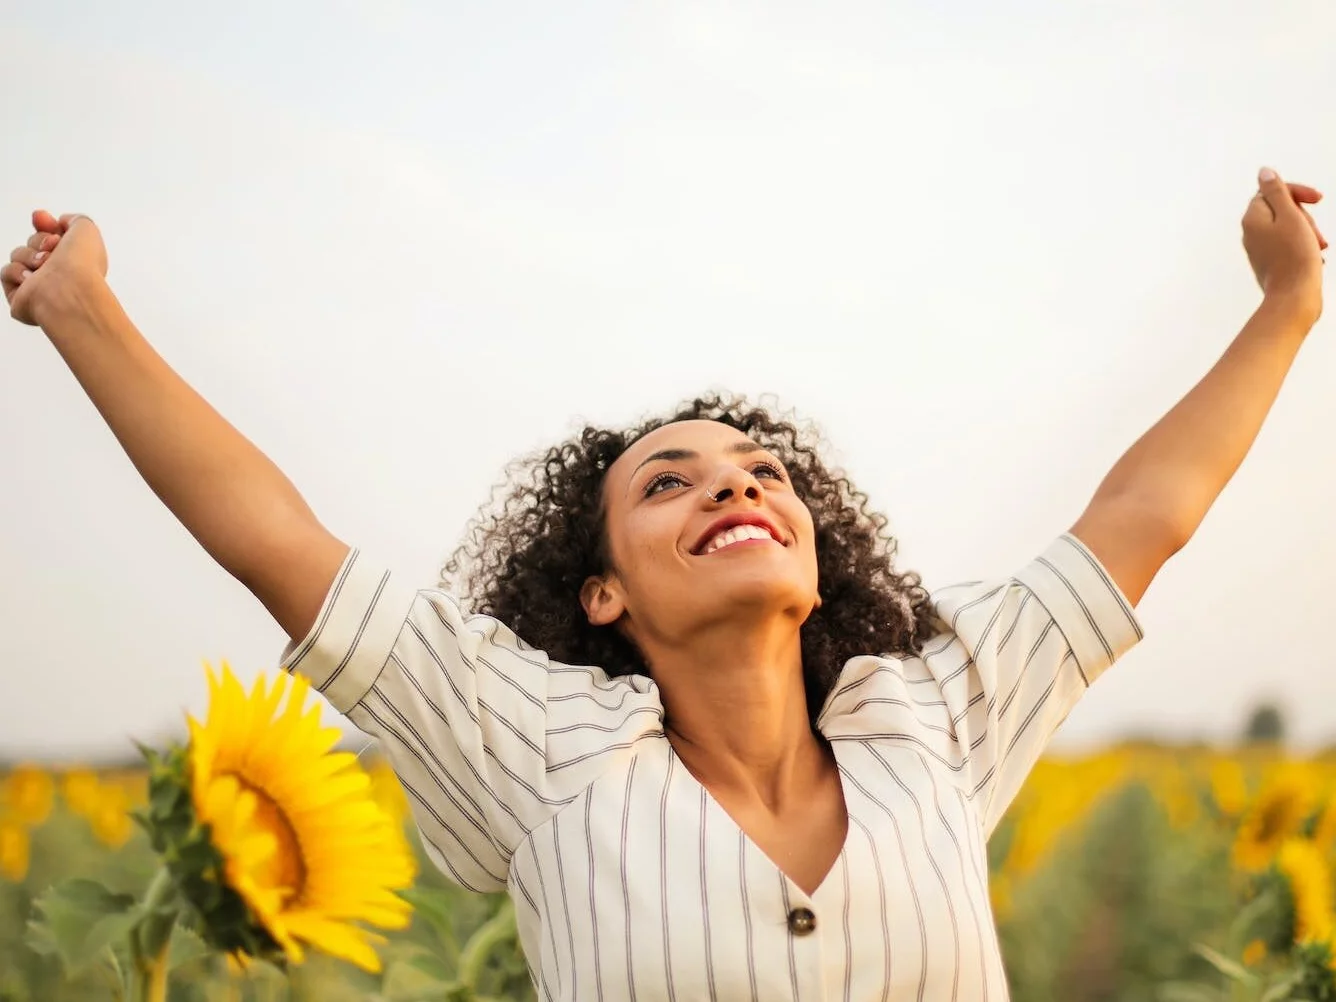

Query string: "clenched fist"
[[1243, 168, 1326, 324], [3, 210, 109, 327]]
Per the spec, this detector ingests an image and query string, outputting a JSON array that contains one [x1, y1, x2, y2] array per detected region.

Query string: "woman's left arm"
[[1071, 167, 1326, 606]]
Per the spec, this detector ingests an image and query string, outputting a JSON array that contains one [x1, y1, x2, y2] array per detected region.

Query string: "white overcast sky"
[[1, 1, 1334, 761]]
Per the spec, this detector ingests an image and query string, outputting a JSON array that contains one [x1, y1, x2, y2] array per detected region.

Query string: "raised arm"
[[3, 211, 348, 641], [1070, 168, 1326, 606]]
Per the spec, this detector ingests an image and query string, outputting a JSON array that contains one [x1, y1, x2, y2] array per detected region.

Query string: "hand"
[[3, 210, 109, 328], [1242, 167, 1325, 324]]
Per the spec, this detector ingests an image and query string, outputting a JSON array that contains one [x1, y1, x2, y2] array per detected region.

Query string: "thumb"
[[57, 213, 91, 233], [1258, 167, 1301, 221]]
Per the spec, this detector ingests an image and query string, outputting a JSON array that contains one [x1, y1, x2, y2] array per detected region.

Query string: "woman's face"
[[582, 419, 820, 646]]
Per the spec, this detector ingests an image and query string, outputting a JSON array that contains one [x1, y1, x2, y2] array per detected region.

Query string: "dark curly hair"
[[441, 393, 936, 725]]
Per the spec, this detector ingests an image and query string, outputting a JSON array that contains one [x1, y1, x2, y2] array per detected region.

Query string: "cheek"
[[616, 508, 684, 569], [793, 506, 821, 574]]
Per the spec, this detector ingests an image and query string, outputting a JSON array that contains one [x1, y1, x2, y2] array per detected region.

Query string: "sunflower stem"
[[129, 868, 180, 1002], [456, 898, 517, 990]]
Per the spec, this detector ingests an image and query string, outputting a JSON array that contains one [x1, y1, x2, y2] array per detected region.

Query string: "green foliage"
[[136, 745, 280, 961], [12, 758, 1336, 1002], [998, 783, 1239, 1002]]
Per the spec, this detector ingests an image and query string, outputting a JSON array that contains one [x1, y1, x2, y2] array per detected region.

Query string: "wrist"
[[36, 276, 120, 339], [1259, 282, 1322, 332]]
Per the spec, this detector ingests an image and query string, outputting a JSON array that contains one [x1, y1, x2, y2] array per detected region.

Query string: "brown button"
[[787, 907, 817, 936]]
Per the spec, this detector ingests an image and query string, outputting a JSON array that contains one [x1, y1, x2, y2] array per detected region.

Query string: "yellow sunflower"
[[1234, 766, 1320, 872], [1276, 838, 1336, 946], [367, 759, 411, 827], [60, 768, 102, 817], [3, 764, 54, 826], [88, 785, 136, 849], [0, 822, 29, 881], [1209, 757, 1249, 819], [183, 663, 417, 972]]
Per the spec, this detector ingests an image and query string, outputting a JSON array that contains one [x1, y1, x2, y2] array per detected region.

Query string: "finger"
[[1, 260, 30, 297], [9, 246, 47, 269], [1289, 182, 1323, 204], [1244, 192, 1274, 226], [1259, 167, 1303, 220], [1299, 205, 1329, 250], [30, 209, 61, 234], [57, 213, 88, 233], [26, 232, 59, 252]]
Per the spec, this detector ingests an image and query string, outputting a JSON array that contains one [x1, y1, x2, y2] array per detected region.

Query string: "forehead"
[[611, 419, 758, 479]]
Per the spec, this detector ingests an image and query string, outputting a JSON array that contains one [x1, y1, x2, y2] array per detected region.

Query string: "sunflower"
[[0, 822, 29, 881], [88, 785, 136, 849], [367, 759, 411, 827], [1241, 939, 1267, 967], [3, 764, 54, 826], [1314, 798, 1336, 853], [60, 768, 102, 817], [1234, 766, 1320, 872], [1209, 757, 1249, 819], [1277, 838, 1336, 947], [141, 663, 416, 973]]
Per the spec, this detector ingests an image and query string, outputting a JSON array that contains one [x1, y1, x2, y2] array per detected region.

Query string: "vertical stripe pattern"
[[281, 532, 1143, 1001]]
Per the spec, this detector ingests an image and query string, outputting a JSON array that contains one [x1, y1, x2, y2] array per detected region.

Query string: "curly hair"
[[441, 393, 936, 724]]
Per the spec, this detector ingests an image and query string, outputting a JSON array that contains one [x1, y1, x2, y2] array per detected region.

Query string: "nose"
[[705, 464, 762, 504]]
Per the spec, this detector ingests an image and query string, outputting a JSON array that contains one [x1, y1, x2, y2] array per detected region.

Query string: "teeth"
[[705, 523, 775, 554]]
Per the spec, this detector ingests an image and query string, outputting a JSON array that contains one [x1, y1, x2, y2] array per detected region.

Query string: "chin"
[[701, 572, 816, 619]]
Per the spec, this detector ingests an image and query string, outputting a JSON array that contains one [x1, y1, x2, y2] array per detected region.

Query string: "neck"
[[643, 615, 825, 810]]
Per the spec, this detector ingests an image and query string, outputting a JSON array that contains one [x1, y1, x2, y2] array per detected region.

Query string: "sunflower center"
[[231, 775, 307, 901], [1257, 795, 1298, 842]]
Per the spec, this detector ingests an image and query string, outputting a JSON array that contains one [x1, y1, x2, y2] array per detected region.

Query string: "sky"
[[1, 0, 1334, 761]]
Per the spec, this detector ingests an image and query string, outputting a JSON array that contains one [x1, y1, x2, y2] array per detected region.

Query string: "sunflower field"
[[6, 742, 1336, 1001]]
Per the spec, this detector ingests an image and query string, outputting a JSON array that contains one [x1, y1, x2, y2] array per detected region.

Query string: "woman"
[[3, 167, 1325, 1000]]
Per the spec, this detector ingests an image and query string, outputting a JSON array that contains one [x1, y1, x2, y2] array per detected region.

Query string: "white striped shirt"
[[282, 532, 1142, 1000]]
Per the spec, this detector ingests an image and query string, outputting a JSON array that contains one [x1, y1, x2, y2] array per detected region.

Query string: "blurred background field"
[[4, 703, 1334, 1002]]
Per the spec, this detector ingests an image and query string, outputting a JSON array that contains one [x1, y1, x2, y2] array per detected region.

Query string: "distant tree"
[[1243, 702, 1286, 745]]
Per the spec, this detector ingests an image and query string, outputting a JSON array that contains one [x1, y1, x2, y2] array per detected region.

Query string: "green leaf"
[[1228, 890, 1279, 951], [1157, 981, 1224, 1002], [25, 879, 143, 976], [407, 950, 454, 982], [400, 885, 463, 958], [1193, 944, 1258, 985], [166, 923, 210, 972], [380, 944, 455, 1001], [1261, 970, 1305, 1002]]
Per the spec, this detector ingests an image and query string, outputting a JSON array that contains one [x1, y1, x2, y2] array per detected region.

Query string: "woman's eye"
[[644, 473, 689, 496], [752, 461, 786, 481]]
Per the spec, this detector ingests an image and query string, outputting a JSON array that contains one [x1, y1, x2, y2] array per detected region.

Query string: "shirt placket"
[[780, 878, 829, 1001]]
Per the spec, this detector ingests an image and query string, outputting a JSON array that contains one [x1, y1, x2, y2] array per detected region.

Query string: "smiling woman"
[[3, 165, 1326, 1000], [445, 397, 934, 726]]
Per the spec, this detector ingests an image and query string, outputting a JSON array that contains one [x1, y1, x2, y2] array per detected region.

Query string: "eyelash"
[[642, 461, 787, 497]]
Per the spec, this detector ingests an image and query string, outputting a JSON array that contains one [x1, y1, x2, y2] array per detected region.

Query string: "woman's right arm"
[[4, 212, 348, 642]]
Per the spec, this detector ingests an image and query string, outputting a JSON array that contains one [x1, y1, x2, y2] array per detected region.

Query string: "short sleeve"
[[280, 548, 665, 893], [820, 533, 1142, 836]]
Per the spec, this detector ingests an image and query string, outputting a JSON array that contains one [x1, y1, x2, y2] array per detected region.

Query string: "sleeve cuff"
[[1014, 532, 1144, 685], [278, 548, 418, 713]]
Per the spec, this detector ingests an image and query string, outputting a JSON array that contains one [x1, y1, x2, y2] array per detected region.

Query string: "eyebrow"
[[630, 440, 768, 479]]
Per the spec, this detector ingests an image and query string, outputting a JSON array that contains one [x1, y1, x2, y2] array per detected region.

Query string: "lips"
[[691, 513, 784, 555]]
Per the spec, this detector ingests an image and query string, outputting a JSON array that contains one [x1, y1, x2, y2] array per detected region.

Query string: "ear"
[[580, 574, 626, 627]]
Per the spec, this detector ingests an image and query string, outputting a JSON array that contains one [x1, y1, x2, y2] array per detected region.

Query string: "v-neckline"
[[666, 736, 853, 900]]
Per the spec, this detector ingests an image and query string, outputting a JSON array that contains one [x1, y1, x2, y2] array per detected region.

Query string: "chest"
[[508, 737, 1008, 1001]]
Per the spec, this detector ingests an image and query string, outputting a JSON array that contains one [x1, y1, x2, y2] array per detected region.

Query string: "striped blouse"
[[281, 532, 1142, 1001]]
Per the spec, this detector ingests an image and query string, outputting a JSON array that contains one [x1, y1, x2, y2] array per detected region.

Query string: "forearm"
[[1089, 294, 1316, 546], [38, 282, 346, 635]]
